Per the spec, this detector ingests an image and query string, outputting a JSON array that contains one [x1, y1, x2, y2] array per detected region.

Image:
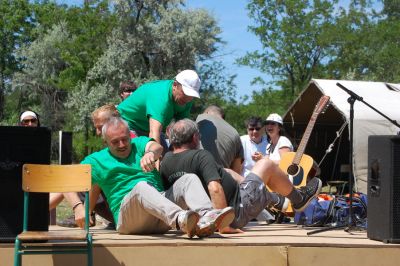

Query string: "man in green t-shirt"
[[82, 117, 234, 238], [117, 70, 201, 149]]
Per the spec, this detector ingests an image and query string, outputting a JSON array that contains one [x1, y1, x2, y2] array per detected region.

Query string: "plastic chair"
[[14, 164, 93, 266]]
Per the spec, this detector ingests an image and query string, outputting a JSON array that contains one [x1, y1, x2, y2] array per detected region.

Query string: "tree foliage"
[[0, 0, 33, 119], [239, 0, 338, 102]]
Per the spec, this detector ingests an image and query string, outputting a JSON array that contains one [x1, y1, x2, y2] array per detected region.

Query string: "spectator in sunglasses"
[[240, 116, 268, 177], [18, 110, 40, 127]]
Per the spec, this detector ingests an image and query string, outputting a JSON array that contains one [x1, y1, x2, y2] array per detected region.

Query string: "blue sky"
[[185, 0, 265, 99]]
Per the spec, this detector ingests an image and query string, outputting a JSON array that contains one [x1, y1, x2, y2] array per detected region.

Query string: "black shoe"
[[104, 222, 116, 230], [292, 177, 322, 212], [270, 193, 289, 212]]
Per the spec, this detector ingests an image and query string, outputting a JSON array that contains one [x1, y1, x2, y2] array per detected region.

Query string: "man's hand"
[[73, 203, 86, 228], [251, 151, 263, 162], [140, 151, 157, 172]]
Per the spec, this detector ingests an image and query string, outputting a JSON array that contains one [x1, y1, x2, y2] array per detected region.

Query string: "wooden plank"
[[22, 164, 91, 193]]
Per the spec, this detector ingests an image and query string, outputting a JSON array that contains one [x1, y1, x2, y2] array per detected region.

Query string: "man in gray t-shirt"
[[196, 105, 243, 174]]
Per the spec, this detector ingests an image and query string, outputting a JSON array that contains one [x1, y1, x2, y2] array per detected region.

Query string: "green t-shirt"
[[81, 136, 164, 224], [117, 80, 192, 132]]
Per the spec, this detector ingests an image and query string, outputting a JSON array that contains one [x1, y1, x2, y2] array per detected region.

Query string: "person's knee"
[[180, 173, 201, 184], [132, 181, 151, 196], [254, 157, 275, 172]]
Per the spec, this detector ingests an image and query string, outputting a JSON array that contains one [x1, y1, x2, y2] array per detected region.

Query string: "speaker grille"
[[392, 141, 400, 237]]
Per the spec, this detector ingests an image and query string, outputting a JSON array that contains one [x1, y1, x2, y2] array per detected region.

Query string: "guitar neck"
[[293, 113, 318, 164]]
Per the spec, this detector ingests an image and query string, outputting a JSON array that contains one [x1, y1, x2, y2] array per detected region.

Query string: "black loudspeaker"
[[0, 126, 51, 242], [367, 135, 400, 243]]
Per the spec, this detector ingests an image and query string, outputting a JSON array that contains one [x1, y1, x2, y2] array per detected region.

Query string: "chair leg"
[[14, 238, 22, 266], [87, 234, 93, 266]]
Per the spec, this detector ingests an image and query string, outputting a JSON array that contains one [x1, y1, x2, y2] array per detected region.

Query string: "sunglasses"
[[21, 118, 38, 124], [122, 89, 134, 93], [248, 127, 262, 131], [265, 122, 277, 126]]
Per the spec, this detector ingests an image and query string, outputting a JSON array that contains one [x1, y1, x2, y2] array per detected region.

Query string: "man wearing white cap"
[[117, 70, 201, 151]]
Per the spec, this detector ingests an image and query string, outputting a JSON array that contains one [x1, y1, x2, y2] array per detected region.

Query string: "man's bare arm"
[[141, 140, 163, 172], [207, 180, 228, 209], [63, 192, 86, 228], [148, 117, 163, 144], [230, 157, 243, 175]]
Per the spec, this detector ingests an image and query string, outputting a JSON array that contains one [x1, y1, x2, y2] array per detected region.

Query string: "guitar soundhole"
[[287, 164, 300, 176]]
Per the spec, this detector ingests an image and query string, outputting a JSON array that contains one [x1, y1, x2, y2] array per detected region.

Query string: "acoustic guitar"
[[279, 95, 330, 188]]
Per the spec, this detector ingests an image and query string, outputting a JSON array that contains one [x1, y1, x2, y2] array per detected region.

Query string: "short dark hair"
[[169, 119, 199, 148], [119, 81, 138, 94], [245, 116, 264, 128]]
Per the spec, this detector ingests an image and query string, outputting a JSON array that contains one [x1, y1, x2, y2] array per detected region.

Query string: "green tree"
[[0, 0, 33, 120], [238, 0, 338, 103]]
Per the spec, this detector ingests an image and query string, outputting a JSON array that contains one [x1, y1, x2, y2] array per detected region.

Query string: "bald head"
[[169, 119, 200, 148], [203, 105, 225, 119]]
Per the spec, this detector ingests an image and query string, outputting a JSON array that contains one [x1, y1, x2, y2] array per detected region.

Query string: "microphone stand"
[[308, 82, 400, 235]]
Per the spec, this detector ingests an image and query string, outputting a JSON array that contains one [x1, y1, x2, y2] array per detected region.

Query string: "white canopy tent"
[[282, 79, 400, 193]]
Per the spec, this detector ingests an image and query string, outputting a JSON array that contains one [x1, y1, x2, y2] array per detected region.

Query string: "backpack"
[[294, 193, 367, 227]]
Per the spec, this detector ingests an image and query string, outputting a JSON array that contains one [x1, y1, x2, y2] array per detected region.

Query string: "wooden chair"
[[14, 164, 93, 266]]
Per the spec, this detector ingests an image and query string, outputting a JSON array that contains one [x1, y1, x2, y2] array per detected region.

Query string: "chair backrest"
[[22, 164, 91, 193]]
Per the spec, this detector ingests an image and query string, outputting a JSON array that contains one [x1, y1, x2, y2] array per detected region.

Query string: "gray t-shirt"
[[196, 114, 244, 168]]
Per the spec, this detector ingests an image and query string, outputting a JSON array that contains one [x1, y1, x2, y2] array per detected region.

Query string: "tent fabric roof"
[[312, 79, 400, 121], [283, 79, 400, 193]]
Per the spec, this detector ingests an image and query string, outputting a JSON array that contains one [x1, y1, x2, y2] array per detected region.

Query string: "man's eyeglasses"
[[248, 127, 262, 131], [21, 118, 38, 124]]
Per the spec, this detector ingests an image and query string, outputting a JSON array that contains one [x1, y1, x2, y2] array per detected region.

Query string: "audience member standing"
[[196, 105, 243, 174], [240, 117, 269, 177], [117, 70, 201, 152], [265, 113, 293, 163]]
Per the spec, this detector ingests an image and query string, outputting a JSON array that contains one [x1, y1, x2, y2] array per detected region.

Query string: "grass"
[[56, 200, 74, 221]]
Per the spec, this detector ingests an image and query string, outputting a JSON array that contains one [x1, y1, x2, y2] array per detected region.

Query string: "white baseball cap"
[[175, 70, 201, 98], [265, 113, 283, 125]]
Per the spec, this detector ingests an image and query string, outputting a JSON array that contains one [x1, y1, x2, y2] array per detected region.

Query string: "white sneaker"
[[177, 210, 200, 238], [198, 207, 235, 233]]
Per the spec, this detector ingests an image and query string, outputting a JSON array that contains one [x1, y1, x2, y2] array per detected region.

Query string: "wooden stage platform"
[[1, 222, 399, 266]]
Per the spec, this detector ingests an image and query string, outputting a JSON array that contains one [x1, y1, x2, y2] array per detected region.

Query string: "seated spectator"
[[83, 117, 234, 237], [240, 116, 268, 177], [265, 113, 293, 163]]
